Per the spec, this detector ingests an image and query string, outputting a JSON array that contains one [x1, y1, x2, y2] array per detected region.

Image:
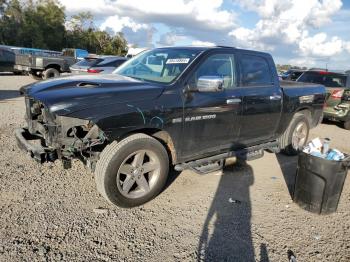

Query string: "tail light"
[[87, 68, 103, 73], [331, 89, 344, 99]]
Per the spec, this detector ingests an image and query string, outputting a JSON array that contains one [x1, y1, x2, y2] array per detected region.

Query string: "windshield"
[[297, 71, 347, 88], [114, 48, 202, 84]]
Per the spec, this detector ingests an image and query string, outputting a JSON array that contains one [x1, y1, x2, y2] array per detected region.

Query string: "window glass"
[[75, 58, 101, 67], [96, 59, 126, 67], [114, 48, 202, 84], [113, 60, 126, 67], [297, 72, 347, 88], [240, 55, 272, 86], [191, 54, 236, 89]]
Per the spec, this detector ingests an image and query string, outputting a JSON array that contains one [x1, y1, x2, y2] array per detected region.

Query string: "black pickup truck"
[[16, 46, 326, 207]]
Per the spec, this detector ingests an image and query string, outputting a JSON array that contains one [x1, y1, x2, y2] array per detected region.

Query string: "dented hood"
[[20, 74, 164, 115]]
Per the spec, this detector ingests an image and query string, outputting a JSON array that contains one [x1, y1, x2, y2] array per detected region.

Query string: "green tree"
[[0, 1, 128, 55], [0, 0, 22, 45], [65, 12, 128, 55]]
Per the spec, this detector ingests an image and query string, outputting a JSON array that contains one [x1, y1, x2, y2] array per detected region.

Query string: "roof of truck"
[[154, 45, 270, 56]]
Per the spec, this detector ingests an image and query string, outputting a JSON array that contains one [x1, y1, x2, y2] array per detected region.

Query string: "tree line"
[[0, 0, 128, 55]]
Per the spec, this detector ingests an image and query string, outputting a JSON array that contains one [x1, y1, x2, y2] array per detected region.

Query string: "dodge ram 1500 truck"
[[16, 46, 326, 207]]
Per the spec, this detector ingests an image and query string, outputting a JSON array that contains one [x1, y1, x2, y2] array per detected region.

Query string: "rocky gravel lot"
[[0, 74, 349, 261]]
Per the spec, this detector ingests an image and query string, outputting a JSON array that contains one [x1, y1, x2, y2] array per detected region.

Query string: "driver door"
[[181, 52, 242, 160]]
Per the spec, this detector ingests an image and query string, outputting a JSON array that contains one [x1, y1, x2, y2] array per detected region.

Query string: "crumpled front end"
[[16, 96, 107, 169]]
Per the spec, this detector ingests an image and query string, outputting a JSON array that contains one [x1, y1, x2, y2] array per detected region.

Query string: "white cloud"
[[100, 15, 149, 33], [60, 0, 236, 34], [59, 0, 350, 69], [157, 32, 187, 46], [229, 27, 273, 51], [231, 0, 344, 55], [288, 57, 317, 68], [345, 43, 350, 53], [299, 33, 343, 57], [115, 0, 236, 31], [59, 0, 118, 16]]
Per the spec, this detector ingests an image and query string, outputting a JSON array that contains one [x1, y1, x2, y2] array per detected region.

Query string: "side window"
[[240, 55, 272, 86], [191, 53, 236, 89]]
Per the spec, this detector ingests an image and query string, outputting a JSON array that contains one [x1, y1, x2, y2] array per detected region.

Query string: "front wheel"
[[95, 134, 169, 208], [42, 68, 60, 79], [279, 113, 310, 155]]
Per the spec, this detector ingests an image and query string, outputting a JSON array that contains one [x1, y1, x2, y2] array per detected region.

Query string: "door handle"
[[269, 95, 281, 100], [226, 98, 241, 104]]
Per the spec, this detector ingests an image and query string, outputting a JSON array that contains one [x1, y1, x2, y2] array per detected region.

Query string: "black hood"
[[20, 74, 164, 116]]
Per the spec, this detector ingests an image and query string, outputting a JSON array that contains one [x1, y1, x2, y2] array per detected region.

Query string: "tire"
[[42, 68, 60, 79], [95, 134, 169, 208], [344, 120, 350, 130], [279, 113, 310, 156]]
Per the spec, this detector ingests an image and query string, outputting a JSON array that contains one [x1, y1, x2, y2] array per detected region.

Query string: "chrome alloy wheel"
[[291, 121, 308, 150], [116, 150, 161, 199]]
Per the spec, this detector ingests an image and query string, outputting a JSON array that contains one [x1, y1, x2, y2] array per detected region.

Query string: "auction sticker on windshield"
[[166, 58, 190, 64]]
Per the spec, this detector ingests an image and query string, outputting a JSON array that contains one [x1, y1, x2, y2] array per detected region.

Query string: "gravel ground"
[[0, 74, 349, 261]]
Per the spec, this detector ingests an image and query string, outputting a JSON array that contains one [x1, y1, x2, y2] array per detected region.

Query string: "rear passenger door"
[[237, 53, 282, 145]]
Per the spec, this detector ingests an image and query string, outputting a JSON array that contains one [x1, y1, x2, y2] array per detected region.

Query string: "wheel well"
[[116, 128, 177, 164], [45, 64, 61, 72], [297, 108, 312, 124]]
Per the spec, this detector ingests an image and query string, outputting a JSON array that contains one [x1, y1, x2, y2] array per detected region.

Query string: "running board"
[[190, 159, 225, 175], [174, 140, 279, 172]]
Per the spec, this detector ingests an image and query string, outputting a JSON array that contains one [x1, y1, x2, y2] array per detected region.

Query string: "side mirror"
[[197, 76, 224, 92]]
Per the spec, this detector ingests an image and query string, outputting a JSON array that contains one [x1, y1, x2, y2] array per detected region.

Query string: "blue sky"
[[60, 0, 350, 69]]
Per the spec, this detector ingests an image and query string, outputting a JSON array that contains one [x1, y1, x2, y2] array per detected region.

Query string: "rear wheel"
[[95, 134, 169, 207], [42, 68, 60, 79], [279, 113, 310, 155], [344, 120, 350, 130]]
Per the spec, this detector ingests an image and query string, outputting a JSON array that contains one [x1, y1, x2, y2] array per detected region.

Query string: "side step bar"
[[174, 140, 279, 172]]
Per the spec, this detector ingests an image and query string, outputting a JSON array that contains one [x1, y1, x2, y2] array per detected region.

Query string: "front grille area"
[[25, 97, 58, 146]]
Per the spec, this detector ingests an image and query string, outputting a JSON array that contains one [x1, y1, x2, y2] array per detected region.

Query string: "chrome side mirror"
[[197, 76, 224, 92]]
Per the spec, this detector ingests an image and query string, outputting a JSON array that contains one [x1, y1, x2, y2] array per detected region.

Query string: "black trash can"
[[293, 152, 349, 214]]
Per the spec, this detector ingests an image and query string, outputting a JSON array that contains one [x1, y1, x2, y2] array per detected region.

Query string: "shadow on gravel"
[[198, 160, 270, 262], [0, 89, 21, 101], [276, 153, 298, 199], [162, 168, 181, 192], [322, 118, 344, 129]]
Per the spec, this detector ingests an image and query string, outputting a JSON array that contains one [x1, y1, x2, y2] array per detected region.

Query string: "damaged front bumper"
[[17, 96, 107, 170], [15, 128, 57, 163]]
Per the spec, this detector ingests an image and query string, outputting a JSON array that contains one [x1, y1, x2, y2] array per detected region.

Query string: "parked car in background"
[[14, 48, 88, 80], [70, 56, 127, 74], [16, 46, 326, 207], [0, 46, 16, 73], [281, 69, 305, 81], [297, 69, 350, 129]]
